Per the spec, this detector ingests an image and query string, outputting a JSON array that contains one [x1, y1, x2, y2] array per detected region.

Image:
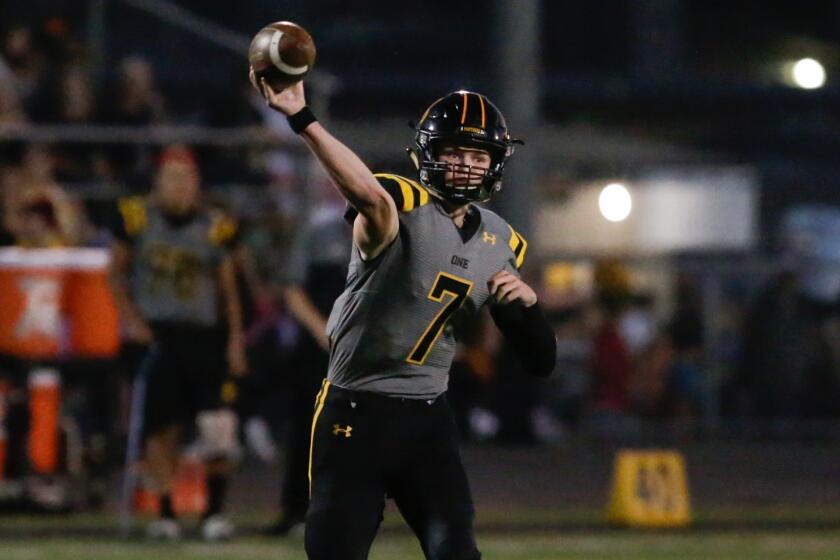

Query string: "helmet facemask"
[[408, 91, 519, 205], [413, 133, 514, 204]]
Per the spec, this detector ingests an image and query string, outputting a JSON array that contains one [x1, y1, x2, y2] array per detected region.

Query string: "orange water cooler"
[[0, 248, 119, 360], [27, 368, 61, 475], [0, 248, 119, 477]]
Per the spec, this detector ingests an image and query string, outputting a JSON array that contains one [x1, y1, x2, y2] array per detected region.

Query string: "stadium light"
[[790, 58, 826, 89], [599, 183, 632, 222]]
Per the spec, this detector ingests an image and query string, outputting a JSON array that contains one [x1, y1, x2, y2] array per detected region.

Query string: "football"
[[248, 21, 316, 91]]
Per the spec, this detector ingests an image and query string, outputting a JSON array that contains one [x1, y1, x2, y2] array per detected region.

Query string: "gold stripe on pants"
[[308, 380, 331, 497]]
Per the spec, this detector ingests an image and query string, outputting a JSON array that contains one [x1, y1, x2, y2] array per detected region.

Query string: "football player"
[[110, 146, 247, 541], [252, 72, 556, 560], [266, 200, 352, 536]]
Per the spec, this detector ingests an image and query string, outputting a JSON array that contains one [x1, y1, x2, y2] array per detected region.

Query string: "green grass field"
[[2, 509, 840, 559], [3, 530, 840, 560]]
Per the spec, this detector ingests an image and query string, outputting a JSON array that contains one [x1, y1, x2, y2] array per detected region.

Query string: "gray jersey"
[[283, 207, 352, 310], [282, 208, 353, 288], [116, 197, 237, 327], [326, 174, 528, 399]]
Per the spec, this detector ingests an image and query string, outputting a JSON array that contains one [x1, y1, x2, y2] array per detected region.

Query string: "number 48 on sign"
[[606, 449, 692, 528]]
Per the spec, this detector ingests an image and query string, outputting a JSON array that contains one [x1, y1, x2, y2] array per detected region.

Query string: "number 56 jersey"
[[325, 174, 528, 399]]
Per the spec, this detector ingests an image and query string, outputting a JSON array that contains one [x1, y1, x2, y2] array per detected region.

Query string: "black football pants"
[[279, 350, 329, 521], [305, 382, 481, 560]]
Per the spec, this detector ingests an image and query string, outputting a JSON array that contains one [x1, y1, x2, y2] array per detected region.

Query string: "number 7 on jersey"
[[406, 272, 473, 365]]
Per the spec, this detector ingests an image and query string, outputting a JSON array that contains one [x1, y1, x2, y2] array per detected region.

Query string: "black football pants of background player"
[[305, 383, 481, 560], [279, 348, 329, 523]]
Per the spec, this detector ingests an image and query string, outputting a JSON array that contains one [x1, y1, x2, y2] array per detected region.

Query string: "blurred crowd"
[[1, 21, 165, 182], [0, 19, 301, 193]]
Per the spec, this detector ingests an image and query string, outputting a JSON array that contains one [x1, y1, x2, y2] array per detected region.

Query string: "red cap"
[[157, 145, 198, 170]]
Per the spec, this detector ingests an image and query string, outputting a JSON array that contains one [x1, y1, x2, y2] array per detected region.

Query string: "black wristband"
[[287, 106, 317, 134]]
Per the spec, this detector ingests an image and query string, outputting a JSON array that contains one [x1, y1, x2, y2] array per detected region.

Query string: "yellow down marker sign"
[[606, 449, 692, 528]]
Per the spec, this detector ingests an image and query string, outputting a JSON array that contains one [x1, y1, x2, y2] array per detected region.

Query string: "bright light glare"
[[599, 183, 632, 222], [791, 58, 826, 89]]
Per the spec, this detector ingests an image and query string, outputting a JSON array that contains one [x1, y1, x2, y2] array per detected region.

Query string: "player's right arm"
[[284, 285, 331, 351], [252, 74, 398, 260], [281, 220, 331, 351]]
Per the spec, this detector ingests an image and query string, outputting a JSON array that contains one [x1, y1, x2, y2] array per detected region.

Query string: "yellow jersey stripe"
[[118, 197, 147, 236], [405, 178, 430, 206], [507, 225, 519, 252], [209, 215, 237, 247], [377, 173, 424, 211], [515, 234, 528, 269], [418, 185, 429, 206], [512, 234, 524, 258], [508, 226, 528, 269], [375, 173, 411, 211], [308, 380, 331, 497], [375, 173, 430, 212], [392, 176, 416, 211]]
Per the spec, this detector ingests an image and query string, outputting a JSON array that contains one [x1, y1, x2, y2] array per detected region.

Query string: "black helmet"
[[408, 90, 519, 204]]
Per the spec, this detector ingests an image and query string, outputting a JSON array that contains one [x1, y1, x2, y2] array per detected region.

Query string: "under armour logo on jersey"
[[482, 232, 497, 245], [332, 424, 353, 438]]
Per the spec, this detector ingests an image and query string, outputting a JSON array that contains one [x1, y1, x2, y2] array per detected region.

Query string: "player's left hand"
[[488, 270, 538, 307], [227, 335, 248, 377]]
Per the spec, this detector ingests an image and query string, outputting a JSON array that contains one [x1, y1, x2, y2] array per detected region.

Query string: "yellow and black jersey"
[[374, 173, 430, 213], [112, 197, 239, 327], [343, 173, 431, 224], [114, 197, 239, 249], [325, 172, 527, 399]]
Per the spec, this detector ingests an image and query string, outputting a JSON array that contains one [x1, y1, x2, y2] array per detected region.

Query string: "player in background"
[[252, 70, 556, 560], [266, 196, 352, 536], [109, 146, 247, 541]]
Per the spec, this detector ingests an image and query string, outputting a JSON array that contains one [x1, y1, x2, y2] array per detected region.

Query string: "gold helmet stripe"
[[477, 94, 486, 128], [460, 92, 469, 124]]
